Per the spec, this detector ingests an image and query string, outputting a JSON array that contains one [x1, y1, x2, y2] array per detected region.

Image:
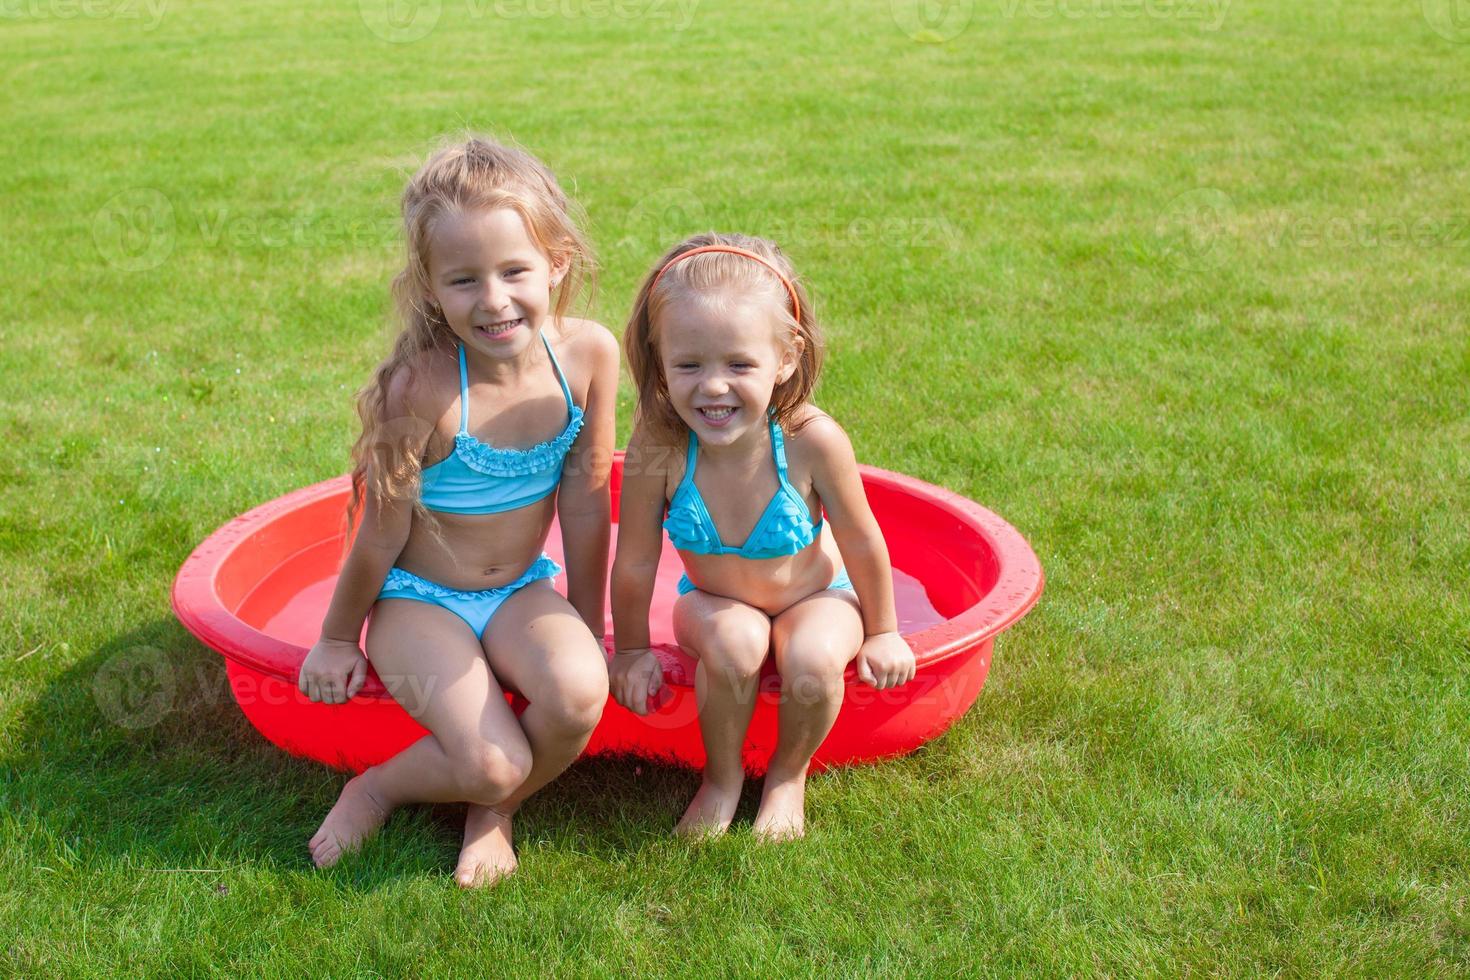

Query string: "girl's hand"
[[855, 632, 916, 690], [299, 637, 369, 705], [610, 649, 664, 716]]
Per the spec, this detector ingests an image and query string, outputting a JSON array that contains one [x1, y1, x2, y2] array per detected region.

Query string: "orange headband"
[[648, 245, 801, 323]]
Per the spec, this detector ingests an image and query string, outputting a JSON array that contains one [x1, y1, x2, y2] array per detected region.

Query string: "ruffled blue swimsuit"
[[418, 335, 583, 514], [377, 335, 583, 637], [663, 416, 852, 596]]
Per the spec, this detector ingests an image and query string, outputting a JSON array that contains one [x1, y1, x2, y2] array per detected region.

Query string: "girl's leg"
[[758, 591, 863, 841], [308, 598, 533, 869], [456, 581, 609, 888], [671, 590, 772, 836]]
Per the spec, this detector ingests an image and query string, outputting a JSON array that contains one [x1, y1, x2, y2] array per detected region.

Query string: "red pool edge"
[[172, 459, 1043, 773]]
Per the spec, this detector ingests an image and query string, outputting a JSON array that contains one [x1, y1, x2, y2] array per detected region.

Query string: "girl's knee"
[[459, 740, 532, 804], [694, 617, 770, 679], [542, 668, 609, 736], [778, 642, 850, 702]]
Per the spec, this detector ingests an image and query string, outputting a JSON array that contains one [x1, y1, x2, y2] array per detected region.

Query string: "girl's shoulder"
[[546, 317, 618, 390], [381, 345, 461, 437], [548, 315, 616, 348], [781, 404, 848, 450], [780, 405, 855, 478]]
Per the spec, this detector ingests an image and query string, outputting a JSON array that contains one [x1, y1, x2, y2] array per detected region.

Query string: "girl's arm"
[[805, 418, 917, 690], [319, 490, 414, 645], [300, 370, 426, 704], [608, 426, 670, 714], [556, 323, 619, 637]]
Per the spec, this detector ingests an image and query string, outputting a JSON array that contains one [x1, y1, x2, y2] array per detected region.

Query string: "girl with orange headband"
[[611, 233, 915, 839]]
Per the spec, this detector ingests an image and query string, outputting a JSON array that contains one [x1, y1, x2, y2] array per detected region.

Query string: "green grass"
[[2, 0, 1468, 973]]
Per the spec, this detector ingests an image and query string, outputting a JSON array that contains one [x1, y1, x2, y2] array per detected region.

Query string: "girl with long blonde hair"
[[299, 137, 618, 887]]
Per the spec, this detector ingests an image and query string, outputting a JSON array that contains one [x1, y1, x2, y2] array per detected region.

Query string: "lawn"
[[1, 0, 1467, 974]]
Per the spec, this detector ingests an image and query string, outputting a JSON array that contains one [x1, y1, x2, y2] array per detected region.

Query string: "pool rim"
[[171, 461, 1043, 700]]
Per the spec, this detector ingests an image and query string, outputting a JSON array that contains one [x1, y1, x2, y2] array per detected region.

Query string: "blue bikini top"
[[662, 416, 823, 560], [419, 335, 584, 515]]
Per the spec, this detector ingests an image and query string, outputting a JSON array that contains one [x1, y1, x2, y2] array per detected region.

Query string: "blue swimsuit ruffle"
[[451, 407, 585, 477], [381, 555, 561, 600], [743, 499, 819, 556]]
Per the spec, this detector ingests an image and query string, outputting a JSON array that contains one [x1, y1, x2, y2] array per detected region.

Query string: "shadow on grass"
[[0, 619, 729, 890]]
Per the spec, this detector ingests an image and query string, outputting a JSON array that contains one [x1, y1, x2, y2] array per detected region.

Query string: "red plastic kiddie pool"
[[171, 454, 1042, 774]]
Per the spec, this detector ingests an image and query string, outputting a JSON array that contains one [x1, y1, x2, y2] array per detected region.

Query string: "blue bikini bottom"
[[377, 555, 561, 638], [676, 567, 853, 598]]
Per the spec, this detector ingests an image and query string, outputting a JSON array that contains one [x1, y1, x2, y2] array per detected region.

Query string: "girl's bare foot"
[[455, 805, 517, 888], [675, 776, 743, 838], [752, 769, 806, 842], [309, 772, 390, 868]]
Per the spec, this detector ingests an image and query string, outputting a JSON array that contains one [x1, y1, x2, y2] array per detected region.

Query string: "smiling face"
[[424, 206, 567, 358], [655, 292, 802, 447]]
